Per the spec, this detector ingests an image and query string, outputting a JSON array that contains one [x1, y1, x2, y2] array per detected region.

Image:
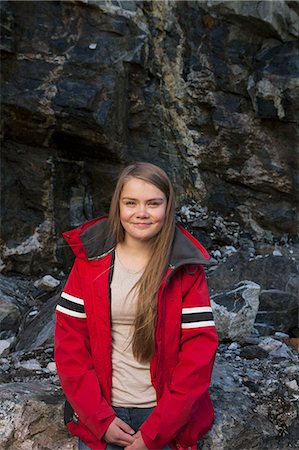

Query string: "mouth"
[[132, 222, 152, 227]]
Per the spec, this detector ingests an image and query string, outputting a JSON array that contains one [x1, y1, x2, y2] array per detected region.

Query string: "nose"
[[136, 204, 149, 218]]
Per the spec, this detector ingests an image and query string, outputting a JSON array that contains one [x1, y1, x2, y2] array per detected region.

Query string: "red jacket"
[[54, 217, 218, 450]]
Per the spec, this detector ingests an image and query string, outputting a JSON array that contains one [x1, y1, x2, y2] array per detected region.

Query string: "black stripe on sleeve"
[[182, 312, 214, 324], [57, 297, 85, 314]]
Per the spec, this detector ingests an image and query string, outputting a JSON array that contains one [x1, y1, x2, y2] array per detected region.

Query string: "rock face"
[[1, 0, 299, 274]]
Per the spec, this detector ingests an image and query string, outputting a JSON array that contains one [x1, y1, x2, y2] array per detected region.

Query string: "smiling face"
[[119, 177, 167, 244]]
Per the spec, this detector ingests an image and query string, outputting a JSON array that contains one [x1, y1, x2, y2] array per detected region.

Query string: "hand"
[[124, 431, 148, 450], [104, 417, 135, 447]]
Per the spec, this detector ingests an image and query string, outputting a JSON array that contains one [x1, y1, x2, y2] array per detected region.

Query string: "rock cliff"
[[1, 0, 298, 273]]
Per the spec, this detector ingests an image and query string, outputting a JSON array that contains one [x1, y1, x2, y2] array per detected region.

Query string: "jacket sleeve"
[[140, 266, 218, 449], [54, 258, 115, 440]]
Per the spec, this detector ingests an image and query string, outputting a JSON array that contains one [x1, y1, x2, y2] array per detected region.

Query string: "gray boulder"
[[211, 281, 260, 342], [208, 251, 299, 335], [14, 294, 58, 352], [0, 275, 29, 339], [0, 381, 76, 450]]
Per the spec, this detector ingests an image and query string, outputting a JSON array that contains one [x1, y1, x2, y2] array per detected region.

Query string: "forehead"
[[121, 177, 166, 199]]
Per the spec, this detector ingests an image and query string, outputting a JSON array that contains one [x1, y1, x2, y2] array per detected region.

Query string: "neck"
[[116, 237, 152, 272], [121, 235, 152, 255]]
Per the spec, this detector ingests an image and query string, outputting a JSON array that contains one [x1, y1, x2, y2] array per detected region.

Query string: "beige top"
[[110, 251, 157, 407]]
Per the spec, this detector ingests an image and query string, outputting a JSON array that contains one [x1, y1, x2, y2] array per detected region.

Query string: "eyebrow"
[[121, 197, 165, 201]]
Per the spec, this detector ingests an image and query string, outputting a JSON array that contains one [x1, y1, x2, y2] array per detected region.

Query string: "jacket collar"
[[63, 217, 211, 266]]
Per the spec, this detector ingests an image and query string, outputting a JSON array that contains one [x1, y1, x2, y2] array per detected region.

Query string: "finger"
[[110, 436, 134, 447], [124, 445, 134, 450], [125, 437, 142, 449], [134, 431, 141, 437], [116, 437, 135, 447], [116, 429, 135, 445], [116, 417, 135, 435]]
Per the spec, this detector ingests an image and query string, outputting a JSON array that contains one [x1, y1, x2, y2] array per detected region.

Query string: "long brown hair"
[[108, 162, 176, 363]]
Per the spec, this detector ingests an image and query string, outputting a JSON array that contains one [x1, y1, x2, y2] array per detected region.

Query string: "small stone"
[[180, 205, 194, 220], [228, 342, 240, 351], [275, 332, 289, 339], [273, 249, 283, 256], [280, 234, 289, 245], [0, 340, 11, 356], [270, 343, 294, 359], [212, 250, 222, 258], [259, 337, 294, 358], [47, 362, 56, 372], [246, 369, 263, 379], [44, 347, 54, 355], [240, 345, 268, 360], [0, 362, 10, 371], [192, 219, 209, 229], [0, 329, 15, 340], [224, 246, 237, 256], [89, 43, 97, 49], [118, 1, 137, 11], [0, 358, 9, 364], [284, 365, 299, 375], [285, 380, 299, 391], [34, 275, 60, 292], [258, 337, 281, 353], [243, 335, 261, 345], [17, 359, 42, 371]]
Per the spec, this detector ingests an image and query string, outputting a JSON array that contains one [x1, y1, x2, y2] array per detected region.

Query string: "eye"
[[125, 200, 135, 206], [148, 201, 161, 207]]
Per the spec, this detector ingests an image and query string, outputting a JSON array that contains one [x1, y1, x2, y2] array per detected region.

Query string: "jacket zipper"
[[155, 266, 173, 397], [108, 250, 115, 327]]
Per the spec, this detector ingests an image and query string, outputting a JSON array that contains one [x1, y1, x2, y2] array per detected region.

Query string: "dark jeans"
[[78, 406, 171, 449]]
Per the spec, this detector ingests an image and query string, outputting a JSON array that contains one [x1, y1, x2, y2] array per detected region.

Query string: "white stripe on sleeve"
[[56, 305, 87, 319], [182, 306, 212, 314], [182, 320, 215, 329]]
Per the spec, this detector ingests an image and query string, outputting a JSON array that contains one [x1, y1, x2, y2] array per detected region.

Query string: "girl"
[[55, 162, 218, 450]]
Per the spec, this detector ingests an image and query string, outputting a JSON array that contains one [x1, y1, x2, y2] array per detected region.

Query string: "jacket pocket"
[[176, 393, 214, 447], [64, 399, 105, 449]]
